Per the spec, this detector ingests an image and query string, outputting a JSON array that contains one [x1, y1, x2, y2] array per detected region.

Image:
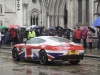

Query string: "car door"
[[25, 38, 41, 59], [32, 39, 46, 58]]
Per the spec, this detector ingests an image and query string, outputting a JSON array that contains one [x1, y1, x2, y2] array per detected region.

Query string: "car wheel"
[[69, 60, 80, 65], [39, 50, 48, 65], [12, 48, 20, 61]]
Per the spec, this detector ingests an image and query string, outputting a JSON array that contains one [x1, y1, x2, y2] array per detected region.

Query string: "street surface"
[[0, 51, 100, 75]]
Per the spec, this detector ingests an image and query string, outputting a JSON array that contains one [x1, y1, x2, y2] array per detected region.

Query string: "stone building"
[[0, 0, 100, 29]]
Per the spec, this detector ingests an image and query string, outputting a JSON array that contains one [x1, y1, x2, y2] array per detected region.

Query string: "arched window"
[[64, 4, 67, 26], [0, 5, 2, 13], [33, 16, 35, 25], [30, 11, 39, 25], [30, 15, 39, 25], [86, 0, 89, 22], [78, 0, 82, 23], [36, 16, 38, 25]]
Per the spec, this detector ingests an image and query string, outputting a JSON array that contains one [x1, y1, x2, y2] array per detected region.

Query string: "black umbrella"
[[49, 27, 56, 30], [33, 25, 45, 29], [88, 27, 95, 33], [62, 28, 72, 31], [55, 26, 63, 30]]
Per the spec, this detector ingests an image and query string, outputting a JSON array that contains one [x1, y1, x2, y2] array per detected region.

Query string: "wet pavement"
[[0, 52, 100, 75], [0, 45, 100, 75], [85, 49, 100, 55]]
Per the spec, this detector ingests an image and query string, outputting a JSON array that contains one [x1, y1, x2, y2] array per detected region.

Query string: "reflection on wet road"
[[0, 53, 100, 75]]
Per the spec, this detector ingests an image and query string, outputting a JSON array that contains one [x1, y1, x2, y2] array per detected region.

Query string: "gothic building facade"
[[0, 0, 100, 29]]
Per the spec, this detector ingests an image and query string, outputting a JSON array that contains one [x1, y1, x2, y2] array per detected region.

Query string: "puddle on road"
[[12, 66, 76, 75]]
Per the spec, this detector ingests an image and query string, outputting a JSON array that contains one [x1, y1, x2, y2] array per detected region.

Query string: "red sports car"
[[12, 36, 84, 65]]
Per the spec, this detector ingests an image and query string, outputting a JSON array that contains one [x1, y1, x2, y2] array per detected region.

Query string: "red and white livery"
[[12, 36, 84, 65]]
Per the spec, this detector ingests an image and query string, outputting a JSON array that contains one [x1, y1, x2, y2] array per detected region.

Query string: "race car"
[[12, 36, 84, 65]]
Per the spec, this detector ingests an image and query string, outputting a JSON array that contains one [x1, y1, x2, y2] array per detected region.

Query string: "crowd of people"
[[72, 26, 100, 49], [28, 26, 100, 49], [0, 26, 100, 49]]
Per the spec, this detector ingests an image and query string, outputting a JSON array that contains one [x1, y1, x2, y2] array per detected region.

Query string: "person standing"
[[4, 29, 11, 45], [48, 29, 55, 36], [82, 27, 88, 48], [72, 27, 76, 42], [63, 29, 70, 40], [28, 28, 36, 40], [75, 26, 82, 43], [41, 28, 48, 36], [0, 30, 2, 48], [57, 27, 63, 37], [12, 29, 17, 44], [87, 29, 93, 49], [97, 28, 100, 49], [35, 29, 40, 37]]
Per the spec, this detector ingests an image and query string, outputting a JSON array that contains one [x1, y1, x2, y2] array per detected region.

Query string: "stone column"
[[82, 0, 86, 25], [32, 16, 34, 24], [57, 16, 59, 26], [59, 15, 64, 28], [89, 0, 94, 26], [75, 0, 78, 26], [16, 0, 23, 27], [71, 0, 75, 28], [67, 0, 71, 28], [54, 16, 56, 27], [49, 16, 52, 27], [52, 16, 54, 27], [47, 16, 50, 28], [55, 16, 58, 27], [23, 3, 28, 26]]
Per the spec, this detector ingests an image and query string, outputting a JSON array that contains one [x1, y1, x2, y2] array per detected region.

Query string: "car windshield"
[[48, 37, 71, 42]]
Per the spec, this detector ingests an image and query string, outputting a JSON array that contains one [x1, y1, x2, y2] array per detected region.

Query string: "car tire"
[[12, 48, 20, 61], [39, 50, 48, 65], [69, 60, 80, 65]]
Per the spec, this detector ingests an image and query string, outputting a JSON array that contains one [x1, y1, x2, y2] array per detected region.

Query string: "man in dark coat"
[[48, 30, 55, 36], [4, 30, 11, 44], [97, 28, 100, 49], [63, 29, 70, 40], [57, 28, 63, 37], [41, 28, 48, 36]]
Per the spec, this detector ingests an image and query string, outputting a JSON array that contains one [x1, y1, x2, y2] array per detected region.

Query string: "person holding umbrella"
[[63, 29, 70, 40], [57, 27, 63, 37], [87, 28, 93, 49], [82, 27, 88, 49]]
